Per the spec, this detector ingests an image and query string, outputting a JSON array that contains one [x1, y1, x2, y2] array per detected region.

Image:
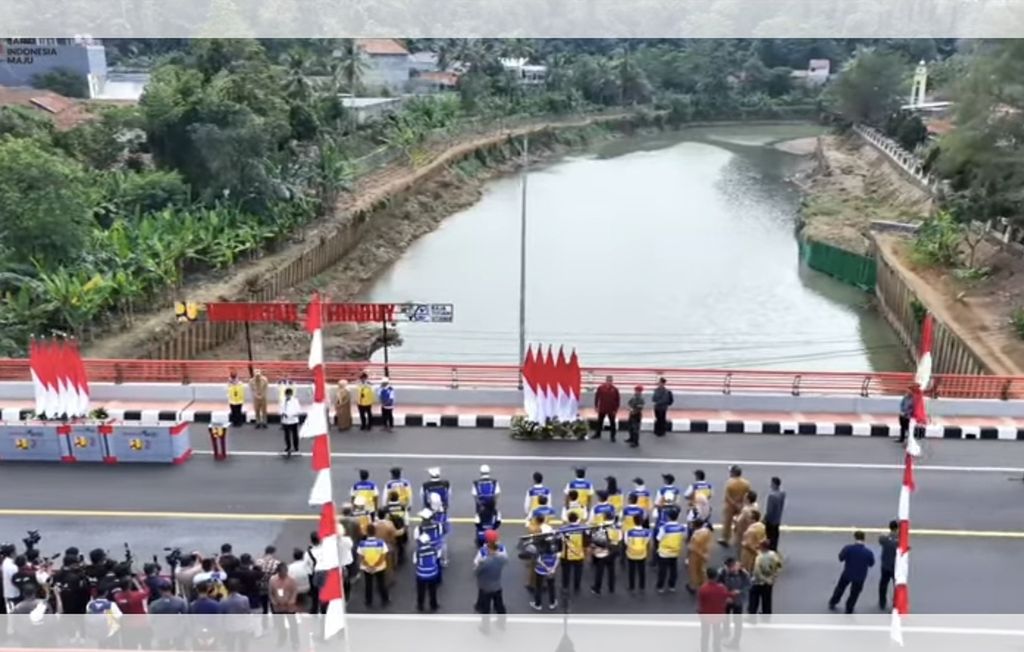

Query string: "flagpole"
[[518, 134, 528, 390]]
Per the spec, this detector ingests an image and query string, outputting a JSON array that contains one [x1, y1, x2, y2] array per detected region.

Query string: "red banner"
[[203, 302, 399, 323], [205, 303, 299, 323]]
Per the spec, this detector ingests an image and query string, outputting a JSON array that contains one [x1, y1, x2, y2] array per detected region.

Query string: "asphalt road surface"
[[1, 425, 1023, 615]]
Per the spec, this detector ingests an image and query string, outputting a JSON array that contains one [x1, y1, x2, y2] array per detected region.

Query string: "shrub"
[[32, 68, 90, 98], [510, 415, 589, 441], [1012, 308, 1024, 340]]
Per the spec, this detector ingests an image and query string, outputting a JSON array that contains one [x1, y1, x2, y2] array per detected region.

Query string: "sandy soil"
[[773, 136, 819, 156], [796, 134, 933, 255], [878, 234, 1024, 376], [84, 112, 630, 360]]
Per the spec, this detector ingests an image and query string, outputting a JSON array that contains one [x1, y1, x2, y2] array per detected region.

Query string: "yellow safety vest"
[[385, 479, 413, 507], [358, 538, 388, 571], [561, 529, 586, 562], [357, 385, 375, 407], [626, 529, 651, 560], [565, 502, 588, 524], [657, 524, 685, 558], [227, 383, 245, 405], [608, 493, 624, 514]]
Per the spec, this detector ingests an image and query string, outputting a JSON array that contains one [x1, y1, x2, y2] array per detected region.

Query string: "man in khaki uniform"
[[741, 511, 767, 572], [687, 519, 714, 593], [372, 508, 399, 582], [719, 466, 751, 546], [732, 491, 760, 549], [249, 369, 269, 429]]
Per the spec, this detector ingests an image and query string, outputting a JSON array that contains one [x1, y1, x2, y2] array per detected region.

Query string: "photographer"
[[53, 553, 91, 614]]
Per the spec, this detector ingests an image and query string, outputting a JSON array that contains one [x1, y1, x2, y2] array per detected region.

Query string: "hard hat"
[[418, 533, 431, 544], [484, 529, 500, 544], [540, 524, 553, 534], [381, 377, 390, 384], [428, 467, 441, 478], [634, 385, 643, 393], [418, 508, 433, 519], [480, 464, 491, 475]]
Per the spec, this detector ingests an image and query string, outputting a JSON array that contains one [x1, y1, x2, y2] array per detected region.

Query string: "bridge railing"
[[1, 359, 1023, 400]]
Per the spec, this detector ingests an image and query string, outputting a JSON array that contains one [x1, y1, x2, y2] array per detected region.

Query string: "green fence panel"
[[799, 238, 877, 291]]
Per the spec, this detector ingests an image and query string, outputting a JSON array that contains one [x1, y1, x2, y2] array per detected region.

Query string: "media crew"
[[517, 519, 613, 611]]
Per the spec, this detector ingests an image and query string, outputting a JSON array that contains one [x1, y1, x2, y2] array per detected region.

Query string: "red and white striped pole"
[[891, 314, 932, 645], [300, 293, 346, 640]]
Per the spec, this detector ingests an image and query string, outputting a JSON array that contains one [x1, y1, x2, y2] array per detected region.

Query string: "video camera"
[[517, 523, 611, 560], [23, 529, 41, 552], [164, 547, 183, 568]]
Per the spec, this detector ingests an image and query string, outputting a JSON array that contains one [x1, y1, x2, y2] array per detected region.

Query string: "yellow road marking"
[[0, 508, 1020, 539]]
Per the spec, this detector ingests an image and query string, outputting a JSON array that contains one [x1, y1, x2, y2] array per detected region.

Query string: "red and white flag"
[[302, 294, 346, 641], [29, 340, 47, 416], [555, 347, 570, 420], [568, 349, 581, 419], [891, 315, 932, 645], [522, 346, 539, 421]]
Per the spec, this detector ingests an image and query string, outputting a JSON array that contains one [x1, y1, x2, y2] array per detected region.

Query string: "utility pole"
[[517, 134, 528, 390]]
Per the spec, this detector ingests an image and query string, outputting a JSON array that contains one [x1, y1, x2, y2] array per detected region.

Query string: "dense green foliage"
[[1, 38, 845, 355], [31, 68, 90, 98]]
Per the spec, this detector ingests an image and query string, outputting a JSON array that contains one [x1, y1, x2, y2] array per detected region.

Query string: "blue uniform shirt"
[[414, 543, 440, 580]]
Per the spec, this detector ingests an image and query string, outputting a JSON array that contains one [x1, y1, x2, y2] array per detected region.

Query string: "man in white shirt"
[[191, 558, 227, 588], [280, 388, 301, 458], [286, 548, 311, 608], [1, 544, 19, 611]]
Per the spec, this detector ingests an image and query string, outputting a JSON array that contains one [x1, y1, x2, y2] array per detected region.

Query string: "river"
[[363, 124, 907, 372]]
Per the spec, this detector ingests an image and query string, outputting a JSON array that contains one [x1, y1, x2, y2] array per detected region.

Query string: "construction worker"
[[622, 493, 647, 532], [559, 512, 586, 594], [654, 506, 684, 593], [590, 513, 618, 595], [687, 517, 714, 594], [227, 371, 245, 427], [657, 473, 681, 508], [384, 491, 409, 566], [421, 468, 451, 512], [627, 478, 652, 523], [351, 469, 380, 513], [624, 518, 651, 592], [719, 466, 752, 546], [472, 465, 501, 511], [732, 491, 760, 550], [249, 369, 269, 429], [685, 469, 714, 510], [352, 496, 375, 537], [357, 524, 390, 607], [527, 495, 557, 528], [413, 533, 441, 612], [590, 490, 616, 525], [562, 490, 589, 525], [564, 468, 593, 509], [385, 467, 413, 509], [530, 525, 560, 611], [356, 373, 375, 431], [475, 498, 502, 548], [740, 510, 766, 573], [414, 509, 446, 577], [524, 472, 551, 517], [604, 476, 624, 515]]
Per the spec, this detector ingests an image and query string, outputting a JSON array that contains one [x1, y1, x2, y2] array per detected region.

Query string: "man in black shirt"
[[218, 544, 240, 576], [878, 520, 898, 610], [11, 556, 39, 603], [53, 555, 91, 614], [229, 553, 263, 610]]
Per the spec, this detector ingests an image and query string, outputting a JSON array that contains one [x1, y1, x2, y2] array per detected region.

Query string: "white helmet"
[[480, 464, 491, 476], [418, 508, 433, 520], [540, 524, 553, 534], [428, 467, 441, 478]]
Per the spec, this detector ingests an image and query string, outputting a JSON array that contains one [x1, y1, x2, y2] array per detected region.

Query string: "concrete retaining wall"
[[2, 382, 1022, 418]]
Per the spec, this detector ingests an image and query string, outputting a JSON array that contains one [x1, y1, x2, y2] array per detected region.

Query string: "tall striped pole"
[[300, 293, 346, 640], [891, 315, 932, 645]]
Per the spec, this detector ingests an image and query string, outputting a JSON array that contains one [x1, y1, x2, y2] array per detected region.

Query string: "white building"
[[355, 39, 412, 94], [341, 96, 403, 124], [791, 59, 831, 87], [499, 57, 547, 86]]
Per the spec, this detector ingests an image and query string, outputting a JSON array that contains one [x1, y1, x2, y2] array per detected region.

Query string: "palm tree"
[[334, 39, 367, 95], [281, 49, 314, 104]]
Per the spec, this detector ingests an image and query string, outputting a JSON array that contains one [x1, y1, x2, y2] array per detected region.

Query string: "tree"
[[333, 39, 367, 95], [31, 68, 89, 98], [281, 49, 315, 104], [0, 106, 54, 141], [0, 138, 95, 269], [827, 48, 908, 125]]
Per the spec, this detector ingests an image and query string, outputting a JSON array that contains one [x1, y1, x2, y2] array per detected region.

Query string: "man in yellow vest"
[[357, 373, 375, 431], [654, 507, 684, 593], [357, 524, 390, 607], [559, 512, 586, 594], [624, 519, 651, 592], [249, 369, 269, 429], [227, 372, 245, 427]]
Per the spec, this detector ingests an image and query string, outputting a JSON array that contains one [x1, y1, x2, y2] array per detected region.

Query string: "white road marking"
[[349, 613, 1024, 636], [194, 449, 1024, 474]]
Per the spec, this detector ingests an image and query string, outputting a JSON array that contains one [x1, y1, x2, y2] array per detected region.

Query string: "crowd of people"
[[0, 462, 902, 652]]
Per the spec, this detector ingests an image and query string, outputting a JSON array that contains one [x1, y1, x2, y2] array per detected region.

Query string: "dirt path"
[[877, 234, 1024, 376], [797, 134, 933, 255], [84, 112, 631, 359]]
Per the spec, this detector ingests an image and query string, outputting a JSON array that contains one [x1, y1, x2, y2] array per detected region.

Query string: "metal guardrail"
[[1, 359, 1022, 399], [852, 124, 941, 195]]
